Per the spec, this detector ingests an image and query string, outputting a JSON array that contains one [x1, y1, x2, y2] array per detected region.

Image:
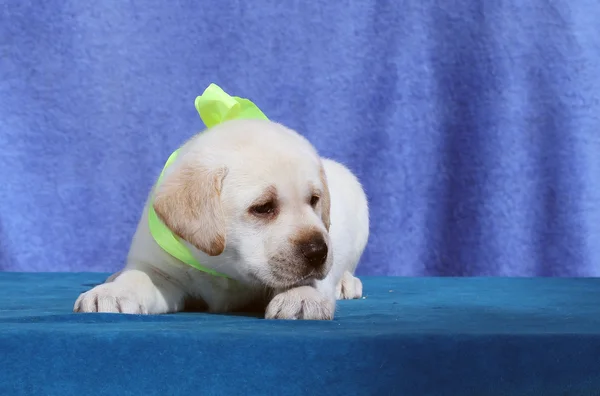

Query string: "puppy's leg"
[[105, 270, 122, 283], [74, 267, 185, 314], [265, 285, 335, 320], [336, 271, 363, 300]]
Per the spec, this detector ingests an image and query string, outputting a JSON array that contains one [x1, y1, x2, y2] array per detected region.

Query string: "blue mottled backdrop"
[[1, 0, 599, 275]]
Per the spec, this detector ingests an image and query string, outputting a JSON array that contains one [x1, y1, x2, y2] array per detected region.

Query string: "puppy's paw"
[[266, 286, 335, 320], [336, 271, 363, 300], [74, 283, 148, 314]]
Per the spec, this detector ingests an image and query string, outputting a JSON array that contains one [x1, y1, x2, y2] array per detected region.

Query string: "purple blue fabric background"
[[1, 0, 599, 276]]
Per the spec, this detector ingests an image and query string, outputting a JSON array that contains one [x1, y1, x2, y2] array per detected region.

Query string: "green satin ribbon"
[[147, 84, 269, 276]]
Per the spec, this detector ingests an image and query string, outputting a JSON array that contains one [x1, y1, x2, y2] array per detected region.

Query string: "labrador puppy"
[[74, 119, 369, 320]]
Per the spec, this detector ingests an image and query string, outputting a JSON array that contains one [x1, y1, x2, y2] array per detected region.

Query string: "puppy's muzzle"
[[298, 233, 328, 270]]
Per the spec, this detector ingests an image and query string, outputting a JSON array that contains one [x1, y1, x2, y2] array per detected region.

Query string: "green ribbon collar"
[[147, 84, 269, 277]]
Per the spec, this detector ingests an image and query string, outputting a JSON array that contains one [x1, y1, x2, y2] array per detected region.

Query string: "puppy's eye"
[[310, 195, 320, 207], [250, 201, 276, 216]]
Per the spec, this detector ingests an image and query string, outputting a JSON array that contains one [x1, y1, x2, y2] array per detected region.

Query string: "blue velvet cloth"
[[2, 1, 600, 275], [0, 273, 599, 395]]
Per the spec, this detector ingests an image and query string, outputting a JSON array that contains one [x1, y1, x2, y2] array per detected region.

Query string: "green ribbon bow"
[[147, 84, 269, 276]]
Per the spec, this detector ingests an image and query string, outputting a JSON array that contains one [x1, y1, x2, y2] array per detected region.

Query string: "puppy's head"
[[152, 119, 332, 288]]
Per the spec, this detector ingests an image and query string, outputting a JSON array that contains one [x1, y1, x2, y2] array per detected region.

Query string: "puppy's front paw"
[[265, 286, 335, 320], [336, 271, 363, 300], [74, 283, 148, 314]]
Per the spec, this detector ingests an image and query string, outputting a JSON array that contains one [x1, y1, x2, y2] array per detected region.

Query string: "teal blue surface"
[[1, 273, 600, 395]]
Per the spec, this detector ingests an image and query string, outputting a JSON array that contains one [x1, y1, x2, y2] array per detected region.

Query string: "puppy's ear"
[[319, 164, 331, 231], [153, 162, 228, 256]]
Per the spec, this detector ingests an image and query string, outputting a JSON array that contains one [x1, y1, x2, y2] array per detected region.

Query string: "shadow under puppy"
[[75, 119, 369, 320]]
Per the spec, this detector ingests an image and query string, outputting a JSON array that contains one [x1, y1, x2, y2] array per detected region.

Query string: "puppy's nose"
[[299, 234, 328, 269]]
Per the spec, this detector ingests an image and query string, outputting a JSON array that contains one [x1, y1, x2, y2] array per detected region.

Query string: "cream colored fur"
[[74, 119, 369, 320]]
